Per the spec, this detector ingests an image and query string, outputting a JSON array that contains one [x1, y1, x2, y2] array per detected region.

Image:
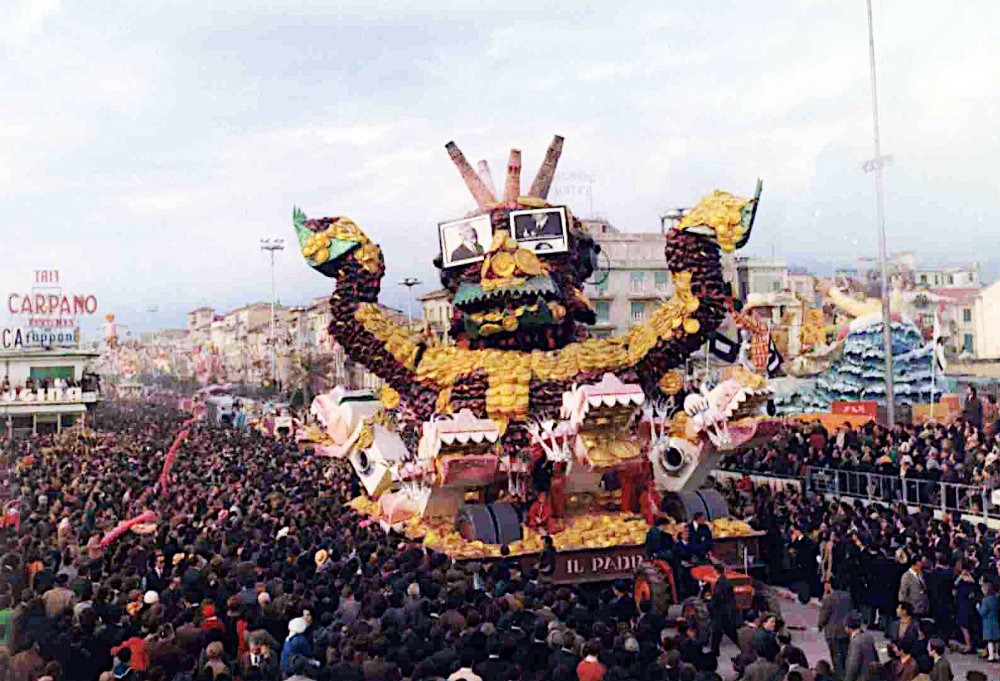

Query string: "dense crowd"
[[0, 401, 995, 681], [719, 478, 1000, 648], [720, 389, 1000, 487]]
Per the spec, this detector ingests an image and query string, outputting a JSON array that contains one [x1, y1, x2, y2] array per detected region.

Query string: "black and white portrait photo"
[[439, 215, 492, 267], [509, 207, 568, 254]]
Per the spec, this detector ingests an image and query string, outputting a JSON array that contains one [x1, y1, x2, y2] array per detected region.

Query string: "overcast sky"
[[2, 0, 998, 339]]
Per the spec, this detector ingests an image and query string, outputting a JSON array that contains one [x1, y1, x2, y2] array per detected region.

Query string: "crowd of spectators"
[[720, 390, 1000, 488], [716, 471, 1000, 668], [1, 400, 997, 681]]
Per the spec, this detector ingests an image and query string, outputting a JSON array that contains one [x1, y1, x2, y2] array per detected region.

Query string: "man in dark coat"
[[788, 526, 818, 603], [610, 580, 637, 625], [709, 563, 742, 656], [818, 580, 852, 680], [688, 513, 713, 562], [925, 555, 955, 639]]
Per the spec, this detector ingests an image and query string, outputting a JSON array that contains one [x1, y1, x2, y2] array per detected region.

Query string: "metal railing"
[[804, 466, 995, 519]]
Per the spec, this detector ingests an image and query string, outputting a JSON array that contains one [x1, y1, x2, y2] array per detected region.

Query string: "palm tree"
[[286, 349, 341, 407]]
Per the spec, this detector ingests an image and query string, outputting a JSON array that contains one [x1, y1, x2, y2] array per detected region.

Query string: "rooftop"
[[930, 287, 980, 304]]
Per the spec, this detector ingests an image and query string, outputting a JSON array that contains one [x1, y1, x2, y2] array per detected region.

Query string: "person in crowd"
[[928, 637, 953, 681], [818, 579, 852, 679], [977, 580, 999, 662], [964, 386, 983, 431], [899, 559, 930, 619], [845, 612, 879, 681], [788, 525, 819, 603], [954, 562, 978, 653], [708, 562, 741, 657], [687, 512, 713, 562]]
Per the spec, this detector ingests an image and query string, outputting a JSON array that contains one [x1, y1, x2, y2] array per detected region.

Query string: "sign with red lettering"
[[831, 400, 878, 419], [4, 270, 97, 347]]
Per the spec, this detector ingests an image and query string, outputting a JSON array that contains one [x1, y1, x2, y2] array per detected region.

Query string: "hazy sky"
[[2, 0, 998, 339]]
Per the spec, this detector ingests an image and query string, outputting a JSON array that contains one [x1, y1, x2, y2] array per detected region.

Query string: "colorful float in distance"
[[777, 279, 942, 413], [296, 136, 773, 560]]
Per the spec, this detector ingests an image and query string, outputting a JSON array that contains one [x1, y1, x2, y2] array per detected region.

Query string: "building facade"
[[735, 257, 788, 300], [582, 219, 676, 337], [1, 348, 100, 435], [974, 279, 1000, 360], [420, 288, 453, 339], [175, 298, 402, 394]]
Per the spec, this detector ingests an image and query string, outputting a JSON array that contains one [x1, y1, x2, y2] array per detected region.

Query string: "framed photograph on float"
[[509, 206, 568, 255], [439, 214, 492, 268]]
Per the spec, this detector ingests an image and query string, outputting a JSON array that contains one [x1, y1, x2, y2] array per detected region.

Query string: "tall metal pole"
[[399, 278, 422, 328], [865, 0, 895, 428], [260, 239, 285, 388], [270, 250, 276, 383]]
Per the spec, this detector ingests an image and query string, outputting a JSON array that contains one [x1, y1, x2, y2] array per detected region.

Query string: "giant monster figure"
[[296, 136, 765, 511]]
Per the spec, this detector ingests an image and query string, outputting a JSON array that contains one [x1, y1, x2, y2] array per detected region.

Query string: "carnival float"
[[296, 136, 776, 584], [777, 279, 942, 414]]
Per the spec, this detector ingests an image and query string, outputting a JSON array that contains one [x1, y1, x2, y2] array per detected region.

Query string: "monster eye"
[[661, 447, 686, 472]]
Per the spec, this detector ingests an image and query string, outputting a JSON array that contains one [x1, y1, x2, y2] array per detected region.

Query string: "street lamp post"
[[659, 208, 688, 235], [399, 278, 422, 328], [863, 0, 896, 428], [260, 238, 285, 388]]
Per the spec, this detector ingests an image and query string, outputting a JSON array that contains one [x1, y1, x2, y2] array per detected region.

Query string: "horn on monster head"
[[503, 149, 522, 203], [528, 134, 564, 199], [445, 141, 497, 210]]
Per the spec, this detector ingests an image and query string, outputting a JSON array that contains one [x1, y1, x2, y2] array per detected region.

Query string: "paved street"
[[704, 588, 1000, 679]]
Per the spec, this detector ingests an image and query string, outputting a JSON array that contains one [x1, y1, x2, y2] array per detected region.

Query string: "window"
[[654, 271, 669, 293], [29, 366, 74, 381], [963, 308, 972, 323], [593, 275, 609, 293], [595, 301, 610, 323], [963, 333, 974, 353], [629, 271, 645, 293], [772, 281, 781, 292], [920, 274, 927, 284], [947, 275, 954, 285], [631, 301, 646, 324]]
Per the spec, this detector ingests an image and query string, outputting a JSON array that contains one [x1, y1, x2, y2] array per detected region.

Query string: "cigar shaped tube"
[[445, 141, 497, 210], [477, 160, 498, 199], [503, 149, 522, 204], [528, 134, 564, 200]]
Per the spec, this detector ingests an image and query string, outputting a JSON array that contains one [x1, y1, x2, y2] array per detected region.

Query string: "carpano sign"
[[6, 270, 98, 330], [7, 293, 98, 316]]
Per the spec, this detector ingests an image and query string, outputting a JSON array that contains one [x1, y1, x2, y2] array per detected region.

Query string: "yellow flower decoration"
[[658, 371, 684, 395], [355, 422, 375, 451], [676, 190, 750, 253], [380, 385, 401, 410], [355, 243, 382, 273]]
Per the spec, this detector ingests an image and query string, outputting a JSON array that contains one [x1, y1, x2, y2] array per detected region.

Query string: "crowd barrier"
[[717, 465, 997, 521], [711, 469, 803, 494], [804, 466, 996, 520]]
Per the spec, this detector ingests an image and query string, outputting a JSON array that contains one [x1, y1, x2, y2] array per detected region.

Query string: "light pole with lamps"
[[863, 0, 896, 428], [260, 238, 285, 387], [399, 277, 422, 328]]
